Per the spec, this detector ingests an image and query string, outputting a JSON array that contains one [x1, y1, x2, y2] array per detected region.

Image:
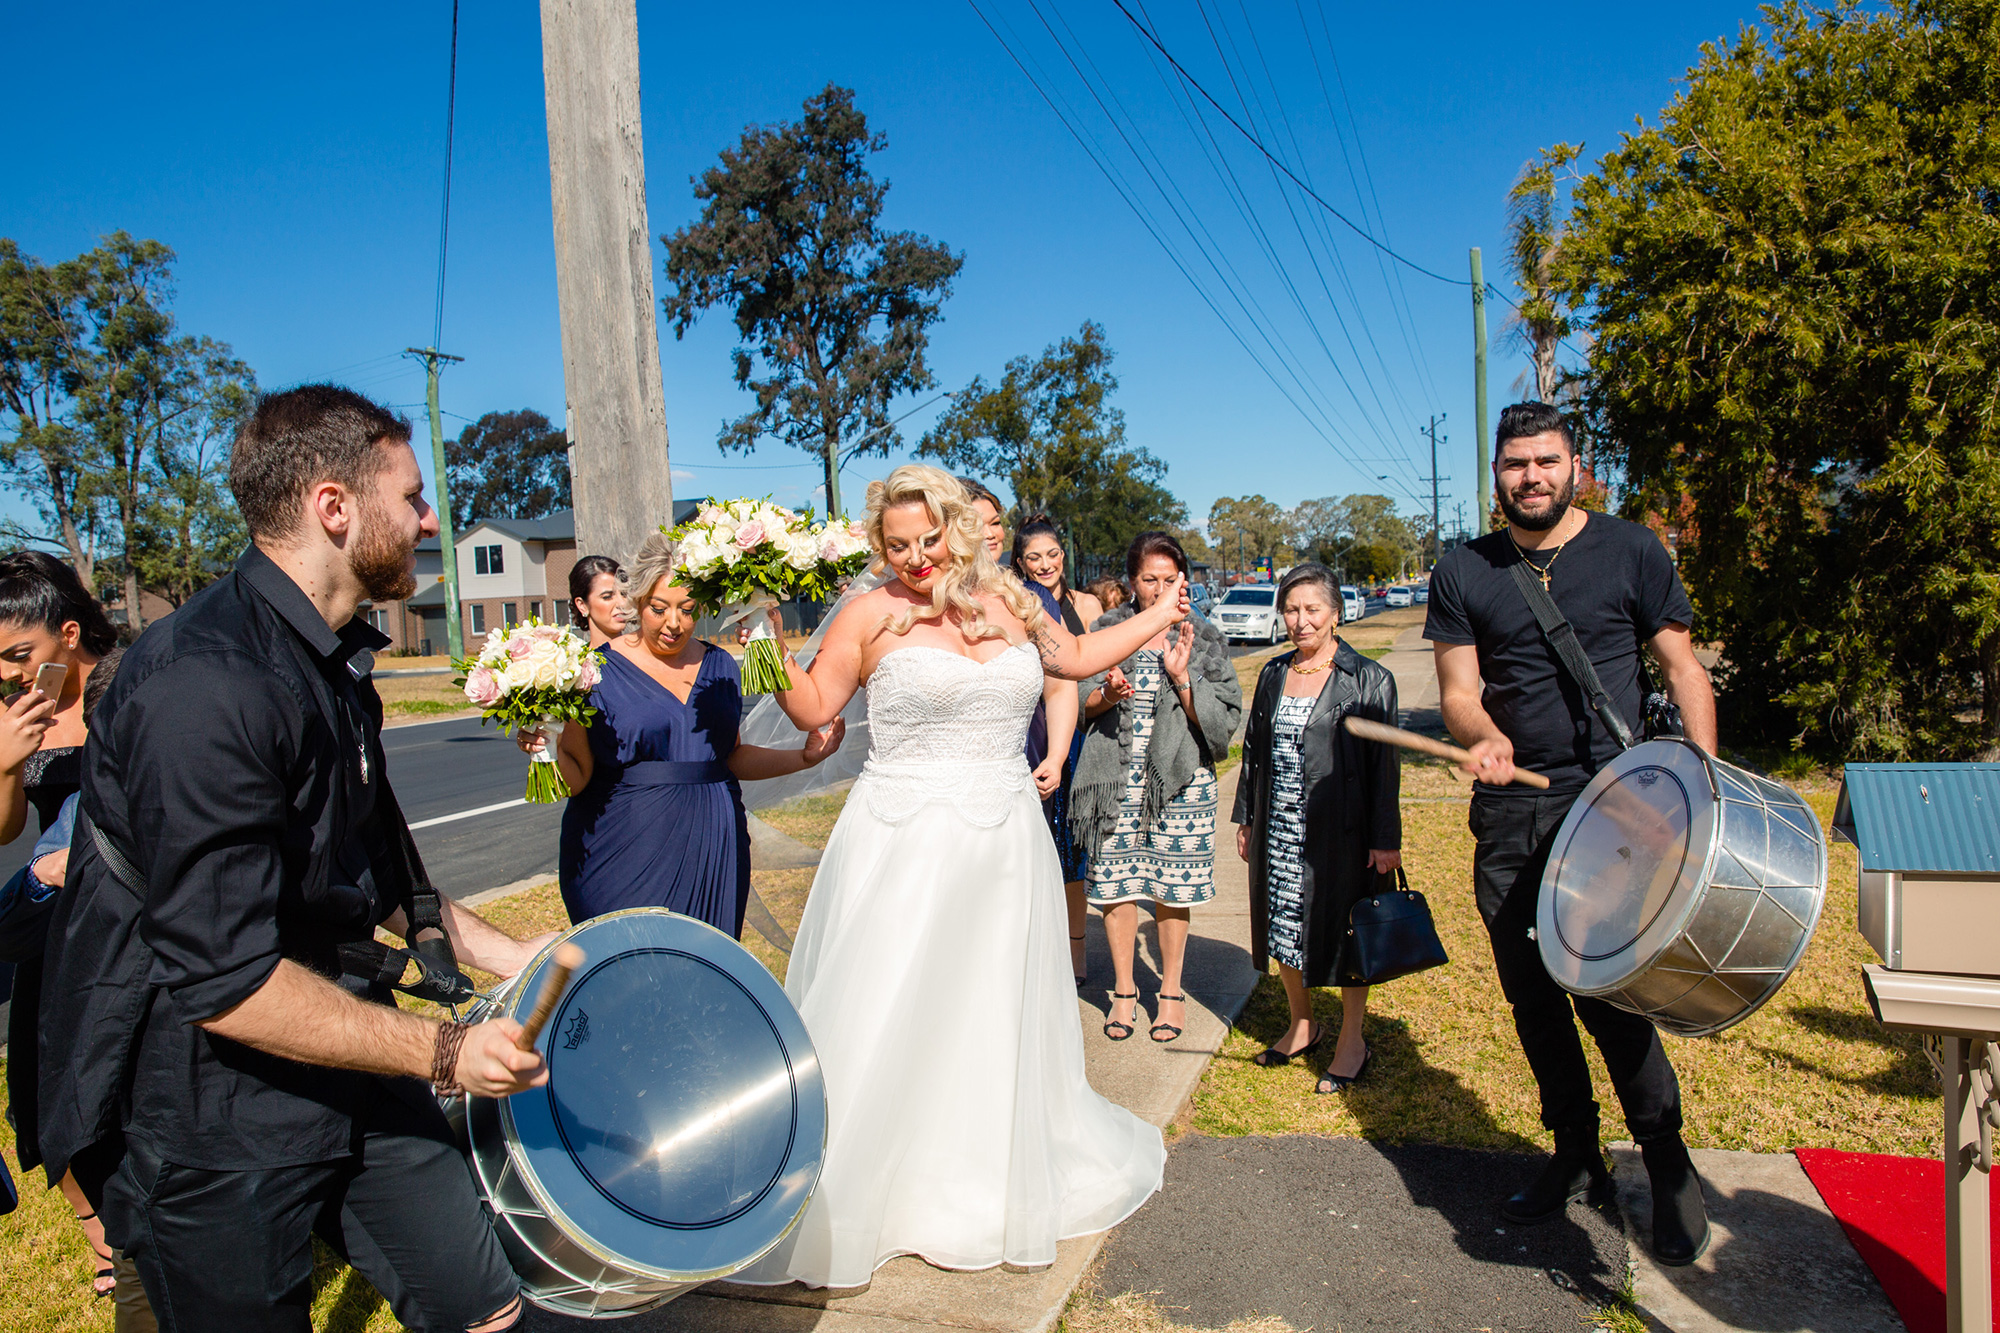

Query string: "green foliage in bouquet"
[[452, 618, 606, 802]]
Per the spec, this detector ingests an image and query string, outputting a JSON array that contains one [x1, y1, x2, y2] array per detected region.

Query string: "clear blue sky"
[[4, 0, 1758, 539]]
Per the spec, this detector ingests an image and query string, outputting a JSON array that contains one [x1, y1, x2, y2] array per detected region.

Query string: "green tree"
[[918, 322, 1184, 561], [1207, 495, 1290, 575], [661, 84, 963, 519], [1506, 144, 1584, 406], [1556, 0, 2000, 757], [0, 233, 255, 627], [445, 409, 572, 524], [130, 337, 254, 607]]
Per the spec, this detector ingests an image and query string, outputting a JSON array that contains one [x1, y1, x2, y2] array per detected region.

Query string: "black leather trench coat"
[[1232, 640, 1401, 986]]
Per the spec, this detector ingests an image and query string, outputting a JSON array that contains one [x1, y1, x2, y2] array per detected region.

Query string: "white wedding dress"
[[735, 641, 1165, 1288]]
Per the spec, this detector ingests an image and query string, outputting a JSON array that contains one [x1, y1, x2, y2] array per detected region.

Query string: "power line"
[[1111, 0, 1470, 288], [432, 0, 461, 349]]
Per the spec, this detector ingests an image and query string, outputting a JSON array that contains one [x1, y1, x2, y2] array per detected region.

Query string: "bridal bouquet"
[[668, 498, 872, 693], [453, 619, 605, 802]]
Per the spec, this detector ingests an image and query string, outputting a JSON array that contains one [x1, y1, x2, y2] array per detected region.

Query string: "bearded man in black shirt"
[[1424, 402, 1717, 1266], [41, 386, 553, 1331]]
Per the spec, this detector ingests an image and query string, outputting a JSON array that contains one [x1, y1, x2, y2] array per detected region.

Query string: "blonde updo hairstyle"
[[620, 530, 680, 627], [866, 464, 1044, 641]]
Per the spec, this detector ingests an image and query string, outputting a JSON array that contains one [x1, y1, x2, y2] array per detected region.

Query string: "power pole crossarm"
[[541, 0, 673, 562]]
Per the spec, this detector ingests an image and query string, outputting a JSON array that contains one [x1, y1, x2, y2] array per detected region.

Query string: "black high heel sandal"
[[1315, 1045, 1371, 1095], [1150, 993, 1187, 1043], [1252, 1022, 1323, 1067], [1071, 932, 1087, 987], [1103, 991, 1138, 1041]]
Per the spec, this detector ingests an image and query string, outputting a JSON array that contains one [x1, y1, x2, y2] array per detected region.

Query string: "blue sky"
[[4, 0, 1758, 539]]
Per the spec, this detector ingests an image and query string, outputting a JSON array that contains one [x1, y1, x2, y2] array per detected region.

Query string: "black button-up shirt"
[[69, 546, 403, 1170]]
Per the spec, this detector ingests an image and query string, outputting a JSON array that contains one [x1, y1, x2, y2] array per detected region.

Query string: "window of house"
[[470, 603, 486, 634], [367, 608, 389, 633], [529, 600, 541, 622], [503, 602, 517, 628], [473, 544, 504, 575]]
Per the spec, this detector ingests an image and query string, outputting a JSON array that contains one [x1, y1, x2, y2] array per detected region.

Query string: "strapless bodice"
[[855, 642, 1042, 826]]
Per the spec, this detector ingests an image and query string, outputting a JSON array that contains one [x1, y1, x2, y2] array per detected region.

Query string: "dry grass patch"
[[1061, 1288, 1299, 1333], [375, 672, 478, 722], [1193, 778, 1937, 1158]]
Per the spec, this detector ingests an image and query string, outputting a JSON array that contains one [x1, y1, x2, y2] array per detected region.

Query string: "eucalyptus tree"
[[661, 85, 963, 519]]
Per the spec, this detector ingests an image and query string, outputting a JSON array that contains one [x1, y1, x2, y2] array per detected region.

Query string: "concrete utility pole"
[[405, 347, 465, 658], [1419, 414, 1449, 571], [540, 0, 674, 562], [1470, 247, 1491, 531]]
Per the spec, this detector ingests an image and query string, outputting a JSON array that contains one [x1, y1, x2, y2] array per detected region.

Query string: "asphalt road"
[[384, 715, 565, 899]]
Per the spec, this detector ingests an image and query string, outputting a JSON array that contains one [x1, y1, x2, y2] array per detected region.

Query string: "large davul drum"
[[443, 908, 826, 1318], [1536, 738, 1829, 1037]]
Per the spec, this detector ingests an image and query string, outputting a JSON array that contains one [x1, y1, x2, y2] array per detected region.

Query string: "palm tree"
[[1505, 143, 1583, 406]]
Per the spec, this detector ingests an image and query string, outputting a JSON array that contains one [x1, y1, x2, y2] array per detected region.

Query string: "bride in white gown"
[[734, 465, 1191, 1288]]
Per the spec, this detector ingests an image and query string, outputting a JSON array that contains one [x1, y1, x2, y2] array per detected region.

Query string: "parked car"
[[1340, 584, 1365, 624], [1386, 586, 1414, 608], [1412, 585, 1429, 606], [1189, 583, 1214, 616], [1212, 585, 1283, 645]]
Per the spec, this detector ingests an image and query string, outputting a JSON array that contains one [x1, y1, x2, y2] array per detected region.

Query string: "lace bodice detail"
[[856, 642, 1042, 825]]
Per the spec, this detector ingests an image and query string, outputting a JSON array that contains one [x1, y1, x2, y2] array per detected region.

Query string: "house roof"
[[1832, 764, 2000, 874], [402, 580, 450, 608]]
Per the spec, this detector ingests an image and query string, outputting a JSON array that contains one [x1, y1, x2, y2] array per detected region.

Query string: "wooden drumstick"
[[1342, 716, 1551, 790], [514, 943, 585, 1051]]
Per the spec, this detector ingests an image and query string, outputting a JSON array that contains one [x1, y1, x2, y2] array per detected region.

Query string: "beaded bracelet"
[[431, 1019, 471, 1096]]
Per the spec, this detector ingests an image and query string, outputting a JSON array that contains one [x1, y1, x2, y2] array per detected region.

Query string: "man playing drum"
[[1424, 401, 1718, 1265], [39, 386, 553, 1331]]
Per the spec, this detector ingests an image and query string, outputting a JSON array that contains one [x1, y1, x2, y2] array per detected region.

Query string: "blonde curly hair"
[[622, 529, 679, 609], [866, 464, 1044, 641]]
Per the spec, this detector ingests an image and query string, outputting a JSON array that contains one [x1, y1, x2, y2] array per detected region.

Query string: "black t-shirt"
[[1423, 513, 1694, 794]]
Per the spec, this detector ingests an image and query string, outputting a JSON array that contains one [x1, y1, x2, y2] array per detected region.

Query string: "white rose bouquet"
[[667, 497, 873, 693], [452, 618, 605, 802]]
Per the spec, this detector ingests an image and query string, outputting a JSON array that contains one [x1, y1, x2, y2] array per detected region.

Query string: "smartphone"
[[33, 661, 67, 700]]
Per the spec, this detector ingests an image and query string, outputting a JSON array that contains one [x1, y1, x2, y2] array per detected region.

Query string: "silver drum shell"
[[441, 907, 827, 1318], [1535, 738, 1829, 1037]]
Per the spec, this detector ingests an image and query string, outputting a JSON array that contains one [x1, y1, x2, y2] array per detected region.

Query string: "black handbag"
[[1346, 867, 1448, 984]]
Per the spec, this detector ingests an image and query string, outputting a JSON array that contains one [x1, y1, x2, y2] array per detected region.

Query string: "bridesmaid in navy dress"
[[522, 533, 844, 936]]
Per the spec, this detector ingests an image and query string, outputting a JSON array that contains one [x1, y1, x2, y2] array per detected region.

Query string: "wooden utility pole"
[[1470, 247, 1491, 532], [540, 0, 673, 562]]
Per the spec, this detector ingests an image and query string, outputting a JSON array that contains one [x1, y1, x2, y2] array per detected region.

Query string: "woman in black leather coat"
[[1232, 563, 1401, 1094]]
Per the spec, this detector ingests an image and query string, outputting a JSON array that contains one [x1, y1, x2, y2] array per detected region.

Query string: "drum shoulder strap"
[[1508, 558, 1636, 752]]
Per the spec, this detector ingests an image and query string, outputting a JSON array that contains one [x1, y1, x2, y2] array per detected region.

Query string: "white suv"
[[1213, 585, 1283, 645]]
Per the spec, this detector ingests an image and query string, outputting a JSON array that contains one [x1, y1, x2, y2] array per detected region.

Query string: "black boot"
[[1502, 1127, 1610, 1225], [1641, 1133, 1711, 1266]]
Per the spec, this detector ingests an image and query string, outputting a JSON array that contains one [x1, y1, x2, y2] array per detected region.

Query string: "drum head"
[[1538, 741, 1720, 993], [498, 908, 826, 1282]]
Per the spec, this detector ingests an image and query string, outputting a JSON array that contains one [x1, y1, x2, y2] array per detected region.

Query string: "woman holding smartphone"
[[0, 550, 118, 1297]]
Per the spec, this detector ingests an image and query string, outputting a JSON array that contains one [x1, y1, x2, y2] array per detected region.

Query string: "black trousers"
[[103, 1080, 519, 1333], [1470, 790, 1683, 1143]]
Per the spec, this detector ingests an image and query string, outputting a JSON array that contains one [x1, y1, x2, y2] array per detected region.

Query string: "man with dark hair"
[[1424, 402, 1718, 1265], [40, 384, 549, 1330]]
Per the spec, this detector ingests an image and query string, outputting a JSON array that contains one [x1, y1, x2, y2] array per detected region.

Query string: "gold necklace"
[[1290, 648, 1336, 675], [1510, 532, 1570, 591]]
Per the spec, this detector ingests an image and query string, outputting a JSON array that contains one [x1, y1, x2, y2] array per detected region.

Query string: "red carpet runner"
[[1795, 1148, 1998, 1333]]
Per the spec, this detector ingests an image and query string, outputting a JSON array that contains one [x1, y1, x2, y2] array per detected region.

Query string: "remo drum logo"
[[562, 1009, 591, 1050]]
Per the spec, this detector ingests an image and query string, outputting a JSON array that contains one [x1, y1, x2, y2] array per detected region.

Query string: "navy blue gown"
[[558, 644, 752, 937]]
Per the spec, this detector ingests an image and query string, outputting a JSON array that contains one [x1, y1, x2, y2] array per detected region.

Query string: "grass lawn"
[[374, 671, 479, 722]]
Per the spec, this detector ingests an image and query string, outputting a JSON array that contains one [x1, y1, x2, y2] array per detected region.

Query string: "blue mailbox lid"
[[1832, 764, 2000, 874]]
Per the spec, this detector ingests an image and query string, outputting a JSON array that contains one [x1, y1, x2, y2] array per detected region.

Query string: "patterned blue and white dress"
[[1085, 650, 1218, 907], [1263, 693, 1318, 969]]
